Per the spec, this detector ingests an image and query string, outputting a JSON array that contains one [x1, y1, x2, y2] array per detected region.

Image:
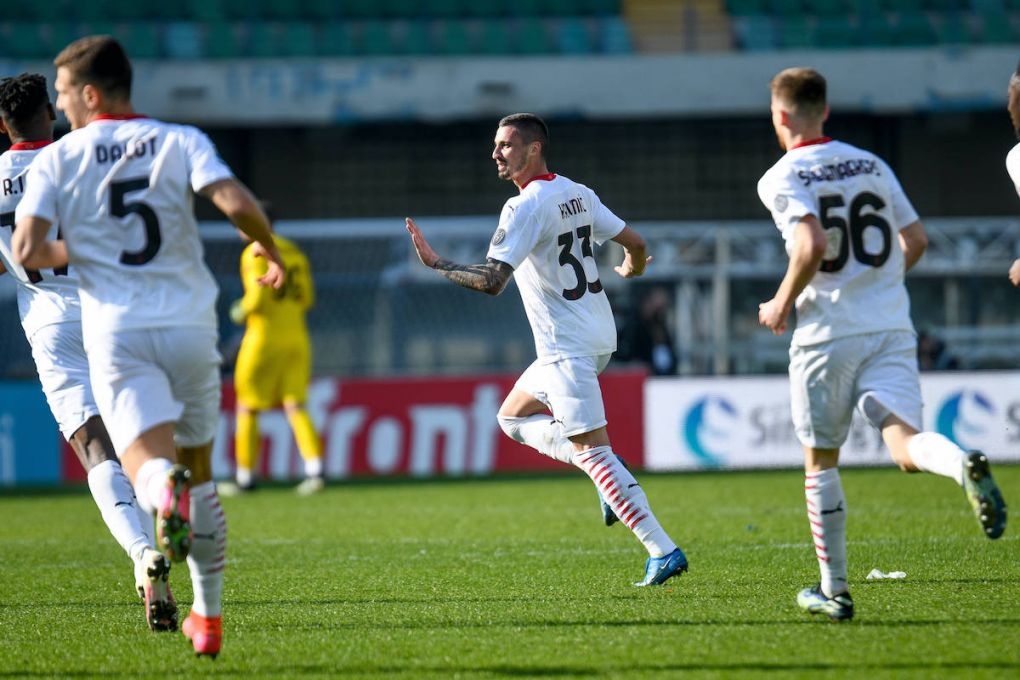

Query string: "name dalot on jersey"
[[95, 137, 158, 164]]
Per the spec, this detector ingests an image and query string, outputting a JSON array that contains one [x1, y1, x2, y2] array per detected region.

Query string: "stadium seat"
[[768, 0, 805, 15], [882, 0, 925, 9], [164, 22, 204, 59], [205, 22, 244, 58], [810, 0, 849, 16], [926, 0, 965, 9], [346, 0, 383, 20], [599, 16, 633, 53], [726, 0, 768, 15], [735, 14, 778, 50], [75, 0, 111, 23], [434, 19, 474, 55], [305, 0, 343, 21], [47, 23, 83, 55], [319, 22, 357, 56], [462, 0, 512, 18], [0, 23, 47, 59], [246, 22, 279, 58], [815, 15, 858, 47], [933, 11, 973, 42], [585, 0, 622, 16], [357, 21, 395, 55], [516, 18, 552, 52], [778, 15, 815, 48], [186, 0, 227, 22], [969, 0, 1005, 10], [422, 0, 463, 19], [891, 10, 938, 45], [385, 0, 422, 19], [556, 17, 594, 53], [386, 20, 430, 54], [280, 22, 318, 57], [856, 11, 896, 45], [975, 8, 1017, 41], [119, 22, 163, 59], [512, 0, 548, 18], [478, 18, 515, 54]]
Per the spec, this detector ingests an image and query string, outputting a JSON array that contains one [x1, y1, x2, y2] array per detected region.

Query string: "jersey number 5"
[[818, 191, 892, 273], [111, 177, 161, 266], [558, 224, 603, 300]]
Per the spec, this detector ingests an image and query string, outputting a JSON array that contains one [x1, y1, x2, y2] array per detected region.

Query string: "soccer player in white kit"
[[0, 73, 176, 631], [406, 113, 687, 587], [12, 37, 285, 657], [1006, 63, 1020, 287], [757, 68, 1007, 621]]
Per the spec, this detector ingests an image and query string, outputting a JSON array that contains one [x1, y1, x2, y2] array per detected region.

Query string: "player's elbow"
[[10, 231, 33, 266]]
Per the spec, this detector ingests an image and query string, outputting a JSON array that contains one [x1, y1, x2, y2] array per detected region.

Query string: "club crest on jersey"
[[774, 194, 789, 213], [491, 228, 506, 246]]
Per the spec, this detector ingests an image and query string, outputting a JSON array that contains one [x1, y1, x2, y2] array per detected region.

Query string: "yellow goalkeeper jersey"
[[238, 235, 314, 342]]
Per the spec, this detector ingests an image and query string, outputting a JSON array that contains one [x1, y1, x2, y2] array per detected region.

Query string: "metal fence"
[[1, 216, 1017, 380]]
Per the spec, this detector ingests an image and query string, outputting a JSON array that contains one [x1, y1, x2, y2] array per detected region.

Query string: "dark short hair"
[[0, 73, 49, 126], [498, 112, 549, 157], [54, 35, 132, 101], [770, 67, 827, 119]]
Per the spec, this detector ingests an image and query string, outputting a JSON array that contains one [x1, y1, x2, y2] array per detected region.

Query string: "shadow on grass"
[[4, 659, 1019, 677]]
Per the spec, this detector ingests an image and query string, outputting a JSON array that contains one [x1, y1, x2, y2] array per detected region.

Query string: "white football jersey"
[[1006, 142, 1020, 199], [16, 116, 232, 343], [0, 144, 82, 338], [757, 139, 919, 347], [486, 173, 625, 363]]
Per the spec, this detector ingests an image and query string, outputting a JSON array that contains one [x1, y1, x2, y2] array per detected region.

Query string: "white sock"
[[498, 414, 575, 464], [133, 457, 174, 516], [186, 481, 227, 617], [304, 457, 323, 478], [86, 460, 152, 562], [805, 468, 848, 597], [907, 432, 965, 485], [236, 466, 253, 487], [572, 446, 677, 557]]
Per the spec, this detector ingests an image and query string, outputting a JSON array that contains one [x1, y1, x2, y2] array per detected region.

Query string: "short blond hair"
[[770, 67, 826, 120]]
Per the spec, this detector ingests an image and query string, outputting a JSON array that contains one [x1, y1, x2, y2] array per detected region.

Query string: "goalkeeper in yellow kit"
[[223, 228, 324, 495]]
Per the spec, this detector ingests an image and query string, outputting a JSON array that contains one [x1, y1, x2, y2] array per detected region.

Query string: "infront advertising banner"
[[206, 371, 646, 481], [645, 372, 1020, 471]]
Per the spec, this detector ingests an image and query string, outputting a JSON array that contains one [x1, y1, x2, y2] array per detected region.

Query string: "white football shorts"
[[28, 321, 100, 440], [789, 330, 922, 449], [85, 327, 223, 454], [514, 353, 612, 437]]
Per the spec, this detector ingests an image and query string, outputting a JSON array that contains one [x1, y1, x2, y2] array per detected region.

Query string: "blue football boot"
[[634, 547, 688, 587]]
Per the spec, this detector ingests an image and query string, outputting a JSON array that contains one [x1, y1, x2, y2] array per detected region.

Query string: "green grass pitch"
[[1, 466, 1018, 678]]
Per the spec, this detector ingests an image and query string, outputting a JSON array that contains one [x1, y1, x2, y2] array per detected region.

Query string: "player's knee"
[[497, 415, 525, 443]]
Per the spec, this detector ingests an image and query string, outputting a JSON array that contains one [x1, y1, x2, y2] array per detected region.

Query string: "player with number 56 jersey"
[[757, 67, 1006, 624], [756, 138, 917, 347]]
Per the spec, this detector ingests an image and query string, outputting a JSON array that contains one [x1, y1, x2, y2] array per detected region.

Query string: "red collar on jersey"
[[92, 113, 148, 122], [790, 136, 832, 150], [520, 173, 556, 189], [9, 140, 53, 150]]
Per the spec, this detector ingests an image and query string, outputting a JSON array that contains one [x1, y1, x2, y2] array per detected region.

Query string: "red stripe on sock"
[[627, 513, 648, 529]]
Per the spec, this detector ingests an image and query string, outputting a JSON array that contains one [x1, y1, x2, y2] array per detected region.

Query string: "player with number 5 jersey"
[[13, 36, 285, 659], [757, 68, 1006, 623]]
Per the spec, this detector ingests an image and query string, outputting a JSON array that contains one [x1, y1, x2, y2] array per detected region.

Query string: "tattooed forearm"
[[432, 257, 513, 295]]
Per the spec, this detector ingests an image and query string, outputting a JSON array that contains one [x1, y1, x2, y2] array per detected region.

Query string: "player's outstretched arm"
[[898, 221, 928, 273], [758, 215, 826, 335], [11, 216, 68, 270], [202, 178, 285, 289], [406, 217, 513, 296], [611, 225, 652, 278]]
